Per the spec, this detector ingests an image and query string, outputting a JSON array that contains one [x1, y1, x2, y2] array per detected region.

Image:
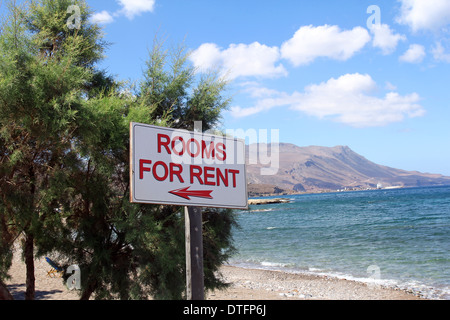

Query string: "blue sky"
[[9, 0, 450, 175], [88, 0, 450, 176]]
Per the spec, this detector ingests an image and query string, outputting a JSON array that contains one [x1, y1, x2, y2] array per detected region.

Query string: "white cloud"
[[396, 0, 450, 32], [230, 89, 293, 117], [90, 0, 155, 25], [290, 73, 424, 127], [385, 81, 397, 91], [190, 43, 222, 72], [432, 42, 450, 62], [190, 42, 287, 79], [370, 24, 406, 55], [280, 25, 371, 66], [399, 44, 426, 63], [238, 81, 281, 98], [90, 10, 115, 25], [116, 0, 156, 19], [230, 104, 273, 118], [191, 25, 371, 79], [231, 73, 425, 128]]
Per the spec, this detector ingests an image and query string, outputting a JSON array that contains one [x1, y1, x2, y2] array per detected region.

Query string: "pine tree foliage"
[[0, 0, 101, 299], [0, 0, 237, 300]]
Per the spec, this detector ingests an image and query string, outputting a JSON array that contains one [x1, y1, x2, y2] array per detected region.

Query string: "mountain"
[[246, 143, 450, 195]]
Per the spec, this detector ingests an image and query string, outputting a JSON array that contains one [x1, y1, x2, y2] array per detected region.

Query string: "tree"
[[56, 39, 235, 300], [139, 38, 231, 132], [0, 0, 108, 299], [128, 39, 235, 299], [0, 0, 236, 300]]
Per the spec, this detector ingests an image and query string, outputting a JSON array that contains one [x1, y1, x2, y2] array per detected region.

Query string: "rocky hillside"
[[246, 143, 450, 195]]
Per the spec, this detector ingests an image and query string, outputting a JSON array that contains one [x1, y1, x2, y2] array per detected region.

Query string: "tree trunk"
[[80, 277, 97, 300], [0, 279, 13, 300], [24, 234, 35, 300]]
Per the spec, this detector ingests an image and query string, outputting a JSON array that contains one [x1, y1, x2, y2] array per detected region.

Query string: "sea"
[[230, 185, 450, 300]]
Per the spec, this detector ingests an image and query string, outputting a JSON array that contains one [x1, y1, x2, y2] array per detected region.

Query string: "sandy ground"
[[4, 247, 423, 300], [5, 249, 80, 300], [207, 265, 424, 300]]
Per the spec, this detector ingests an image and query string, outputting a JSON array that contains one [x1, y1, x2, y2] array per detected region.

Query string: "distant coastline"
[[246, 144, 450, 196], [248, 183, 450, 198], [248, 198, 291, 205]]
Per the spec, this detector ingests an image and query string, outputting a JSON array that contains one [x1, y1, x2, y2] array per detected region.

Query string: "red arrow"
[[169, 187, 213, 200]]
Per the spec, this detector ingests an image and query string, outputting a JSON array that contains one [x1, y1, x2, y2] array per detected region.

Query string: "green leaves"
[[138, 39, 230, 131], [1, 0, 236, 300]]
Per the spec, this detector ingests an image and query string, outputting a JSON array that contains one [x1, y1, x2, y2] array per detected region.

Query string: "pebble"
[[212, 265, 425, 300]]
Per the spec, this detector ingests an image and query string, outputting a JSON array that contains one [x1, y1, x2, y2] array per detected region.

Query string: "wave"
[[228, 259, 449, 300], [231, 186, 450, 300], [250, 208, 274, 213]]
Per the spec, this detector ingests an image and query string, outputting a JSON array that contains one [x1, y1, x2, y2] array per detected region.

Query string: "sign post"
[[130, 122, 247, 300], [185, 206, 204, 300]]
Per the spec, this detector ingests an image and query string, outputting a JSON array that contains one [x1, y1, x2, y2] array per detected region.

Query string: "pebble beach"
[[208, 265, 424, 300], [4, 249, 423, 300]]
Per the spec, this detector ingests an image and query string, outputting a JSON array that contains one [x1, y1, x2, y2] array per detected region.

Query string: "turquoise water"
[[231, 186, 450, 299]]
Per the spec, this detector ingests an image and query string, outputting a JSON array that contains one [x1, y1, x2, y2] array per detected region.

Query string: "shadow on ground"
[[7, 283, 64, 300]]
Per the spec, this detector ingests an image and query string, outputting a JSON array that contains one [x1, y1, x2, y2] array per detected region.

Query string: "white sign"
[[130, 123, 248, 209]]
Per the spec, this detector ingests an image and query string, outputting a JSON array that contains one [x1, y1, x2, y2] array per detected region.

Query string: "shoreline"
[[248, 184, 450, 199], [207, 265, 425, 300], [4, 250, 425, 300]]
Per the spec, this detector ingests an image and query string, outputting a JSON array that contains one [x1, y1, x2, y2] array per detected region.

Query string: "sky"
[[5, 0, 450, 176]]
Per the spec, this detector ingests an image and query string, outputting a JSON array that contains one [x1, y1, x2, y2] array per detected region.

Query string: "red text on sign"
[[157, 134, 227, 161], [190, 165, 239, 188], [139, 159, 240, 188], [139, 159, 184, 183]]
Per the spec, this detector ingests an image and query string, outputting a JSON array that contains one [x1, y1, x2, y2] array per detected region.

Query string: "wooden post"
[[185, 206, 204, 300]]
